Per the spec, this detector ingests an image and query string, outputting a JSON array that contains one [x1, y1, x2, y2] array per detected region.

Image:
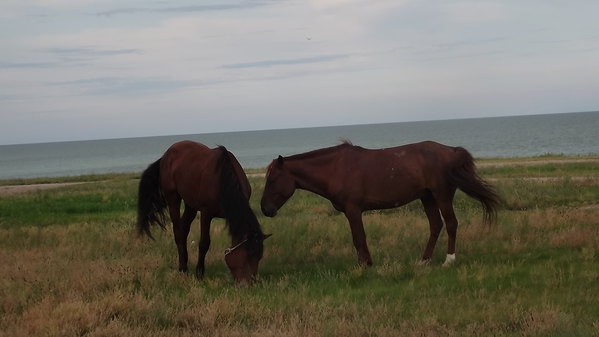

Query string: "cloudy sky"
[[1, 0, 599, 145]]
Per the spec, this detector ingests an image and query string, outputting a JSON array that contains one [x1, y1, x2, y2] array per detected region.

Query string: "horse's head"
[[261, 156, 295, 217], [224, 233, 272, 284]]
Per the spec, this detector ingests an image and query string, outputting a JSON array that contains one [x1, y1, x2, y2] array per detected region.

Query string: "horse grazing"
[[137, 141, 270, 284], [261, 140, 500, 266]]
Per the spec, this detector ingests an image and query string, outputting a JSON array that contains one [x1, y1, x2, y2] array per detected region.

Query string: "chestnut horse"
[[137, 141, 270, 284], [261, 140, 500, 266]]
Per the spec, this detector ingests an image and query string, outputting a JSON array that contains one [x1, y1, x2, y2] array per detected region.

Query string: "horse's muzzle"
[[261, 204, 277, 217]]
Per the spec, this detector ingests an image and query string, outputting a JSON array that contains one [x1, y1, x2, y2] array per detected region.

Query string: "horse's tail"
[[137, 159, 167, 239], [449, 147, 501, 224], [217, 146, 264, 256]]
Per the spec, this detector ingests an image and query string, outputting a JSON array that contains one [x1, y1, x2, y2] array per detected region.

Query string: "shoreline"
[[1, 156, 597, 196], [0, 182, 87, 196]]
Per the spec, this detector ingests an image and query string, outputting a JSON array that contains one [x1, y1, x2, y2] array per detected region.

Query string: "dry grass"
[[1, 208, 597, 336]]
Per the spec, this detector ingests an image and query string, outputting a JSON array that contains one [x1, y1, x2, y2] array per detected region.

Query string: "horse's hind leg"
[[178, 203, 196, 271], [167, 196, 192, 272], [438, 199, 458, 266], [420, 195, 444, 263], [195, 212, 212, 279]]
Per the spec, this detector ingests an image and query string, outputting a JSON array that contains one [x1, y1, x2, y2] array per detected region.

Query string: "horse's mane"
[[217, 146, 265, 258], [284, 139, 354, 161]]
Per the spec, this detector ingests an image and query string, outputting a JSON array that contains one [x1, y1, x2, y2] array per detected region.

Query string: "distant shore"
[[1, 155, 597, 197]]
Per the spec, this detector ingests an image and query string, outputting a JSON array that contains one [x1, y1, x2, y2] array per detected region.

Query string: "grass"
[[0, 178, 137, 228], [478, 161, 599, 179], [0, 173, 139, 187], [0, 156, 598, 336]]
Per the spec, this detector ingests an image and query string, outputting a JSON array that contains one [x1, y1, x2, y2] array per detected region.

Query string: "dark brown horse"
[[137, 141, 270, 284], [261, 140, 500, 266]]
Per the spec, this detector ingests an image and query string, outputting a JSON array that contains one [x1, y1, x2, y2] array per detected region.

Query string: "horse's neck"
[[287, 153, 338, 198]]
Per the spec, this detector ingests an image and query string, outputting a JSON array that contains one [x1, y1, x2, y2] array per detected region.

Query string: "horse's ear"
[[262, 233, 272, 241], [277, 155, 284, 166]]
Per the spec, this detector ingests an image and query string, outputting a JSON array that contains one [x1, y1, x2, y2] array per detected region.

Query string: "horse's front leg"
[[195, 212, 212, 279], [344, 207, 373, 266]]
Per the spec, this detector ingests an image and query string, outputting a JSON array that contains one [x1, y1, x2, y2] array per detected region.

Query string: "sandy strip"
[[0, 182, 85, 196], [486, 176, 599, 183], [477, 158, 599, 167]]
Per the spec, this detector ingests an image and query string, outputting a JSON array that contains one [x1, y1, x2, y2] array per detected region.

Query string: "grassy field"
[[0, 157, 598, 336]]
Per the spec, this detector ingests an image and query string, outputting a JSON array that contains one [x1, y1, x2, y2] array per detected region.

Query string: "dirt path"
[[477, 158, 599, 167], [0, 182, 86, 196]]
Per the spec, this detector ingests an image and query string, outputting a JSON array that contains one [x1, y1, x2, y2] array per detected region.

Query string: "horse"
[[260, 140, 500, 266], [137, 141, 271, 284]]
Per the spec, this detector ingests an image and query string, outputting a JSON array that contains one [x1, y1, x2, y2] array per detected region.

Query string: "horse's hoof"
[[417, 259, 431, 266], [442, 254, 456, 267], [359, 259, 373, 267]]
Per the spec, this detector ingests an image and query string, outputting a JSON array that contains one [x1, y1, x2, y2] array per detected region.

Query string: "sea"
[[1, 111, 597, 180]]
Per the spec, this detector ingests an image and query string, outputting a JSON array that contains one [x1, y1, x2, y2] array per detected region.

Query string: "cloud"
[[434, 37, 508, 50], [445, 1, 508, 24], [96, 3, 267, 17], [33, 0, 102, 6], [0, 93, 21, 102], [0, 47, 143, 70], [0, 61, 57, 69], [44, 47, 143, 56], [222, 54, 349, 69], [309, 0, 402, 11], [48, 76, 211, 96]]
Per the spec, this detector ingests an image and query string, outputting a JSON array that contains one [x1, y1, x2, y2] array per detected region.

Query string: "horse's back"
[[161, 141, 216, 181], [159, 141, 250, 210], [333, 141, 462, 209], [340, 141, 455, 176], [375, 141, 461, 173]]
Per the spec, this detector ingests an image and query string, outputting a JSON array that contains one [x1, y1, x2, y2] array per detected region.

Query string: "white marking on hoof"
[[442, 254, 456, 267]]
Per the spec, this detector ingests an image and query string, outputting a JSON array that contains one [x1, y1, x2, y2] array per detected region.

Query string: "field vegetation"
[[0, 156, 598, 336]]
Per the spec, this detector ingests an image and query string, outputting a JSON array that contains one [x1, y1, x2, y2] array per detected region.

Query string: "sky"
[[1, 0, 599, 145]]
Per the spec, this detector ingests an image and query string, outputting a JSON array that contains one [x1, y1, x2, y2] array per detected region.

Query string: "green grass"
[[0, 156, 598, 336], [494, 178, 599, 210], [0, 178, 137, 227], [478, 161, 599, 178], [0, 172, 139, 186]]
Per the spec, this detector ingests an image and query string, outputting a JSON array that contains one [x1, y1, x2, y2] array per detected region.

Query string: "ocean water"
[[1, 112, 597, 180]]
